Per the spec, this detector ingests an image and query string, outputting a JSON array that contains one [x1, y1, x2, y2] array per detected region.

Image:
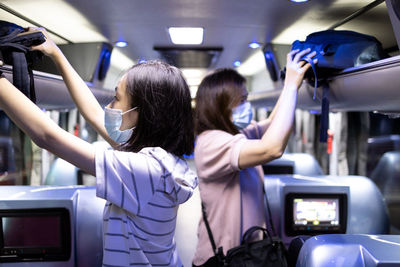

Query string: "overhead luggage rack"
[[250, 0, 400, 114], [0, 65, 114, 110], [249, 54, 400, 113]]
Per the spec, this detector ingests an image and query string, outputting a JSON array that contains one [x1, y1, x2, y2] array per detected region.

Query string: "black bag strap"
[[300, 56, 319, 101], [202, 173, 245, 256], [12, 52, 30, 99], [241, 226, 272, 245], [201, 202, 224, 257], [28, 65, 36, 103], [301, 56, 330, 142], [320, 82, 330, 142], [264, 186, 278, 237]]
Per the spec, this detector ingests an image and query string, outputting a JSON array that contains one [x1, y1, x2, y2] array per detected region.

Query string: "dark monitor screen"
[[0, 208, 71, 262], [3, 216, 61, 247], [285, 193, 347, 236]]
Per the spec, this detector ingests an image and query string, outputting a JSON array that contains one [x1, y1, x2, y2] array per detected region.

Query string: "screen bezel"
[[0, 208, 71, 262], [285, 193, 347, 236]]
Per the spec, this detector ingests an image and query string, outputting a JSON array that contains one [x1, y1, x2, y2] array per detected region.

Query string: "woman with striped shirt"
[[0, 27, 197, 266]]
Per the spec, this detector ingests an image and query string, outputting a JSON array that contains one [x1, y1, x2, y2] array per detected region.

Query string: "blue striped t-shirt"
[[95, 146, 198, 267]]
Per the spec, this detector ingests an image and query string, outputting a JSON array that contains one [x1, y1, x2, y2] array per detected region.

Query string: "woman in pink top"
[[192, 48, 317, 266]]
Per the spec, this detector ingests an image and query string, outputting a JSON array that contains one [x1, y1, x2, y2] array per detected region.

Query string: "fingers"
[[287, 49, 300, 62], [288, 49, 317, 64], [30, 27, 51, 51], [302, 51, 317, 61], [298, 60, 307, 68], [300, 58, 318, 73], [27, 26, 49, 39], [284, 48, 318, 89], [297, 51, 317, 66], [27, 26, 45, 32], [293, 48, 311, 62]]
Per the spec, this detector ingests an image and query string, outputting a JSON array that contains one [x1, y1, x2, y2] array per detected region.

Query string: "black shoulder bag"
[[200, 202, 288, 267]]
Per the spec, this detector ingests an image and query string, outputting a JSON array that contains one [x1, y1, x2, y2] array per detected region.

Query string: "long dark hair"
[[122, 60, 194, 157], [194, 68, 246, 135]]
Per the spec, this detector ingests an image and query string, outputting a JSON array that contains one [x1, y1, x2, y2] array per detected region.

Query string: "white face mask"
[[232, 101, 253, 129], [104, 106, 138, 144]]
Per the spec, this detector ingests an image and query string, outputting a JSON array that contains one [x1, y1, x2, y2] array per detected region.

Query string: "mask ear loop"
[[121, 106, 138, 115], [120, 107, 138, 134]]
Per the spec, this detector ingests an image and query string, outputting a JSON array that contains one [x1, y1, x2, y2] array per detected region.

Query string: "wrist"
[[283, 83, 299, 92], [50, 47, 64, 61]]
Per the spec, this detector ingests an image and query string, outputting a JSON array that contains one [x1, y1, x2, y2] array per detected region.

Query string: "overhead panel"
[[153, 46, 223, 68]]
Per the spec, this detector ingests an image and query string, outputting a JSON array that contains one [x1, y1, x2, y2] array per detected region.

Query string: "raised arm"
[[238, 49, 316, 169], [30, 27, 118, 148], [0, 74, 96, 176], [256, 50, 317, 134]]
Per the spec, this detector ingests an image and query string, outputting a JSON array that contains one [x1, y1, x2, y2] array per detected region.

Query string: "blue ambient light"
[[248, 42, 261, 49], [233, 60, 242, 67], [115, 41, 128, 48]]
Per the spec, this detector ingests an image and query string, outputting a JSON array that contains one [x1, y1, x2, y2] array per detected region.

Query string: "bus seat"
[[0, 186, 105, 266], [296, 234, 400, 267], [370, 151, 400, 231], [263, 153, 324, 176], [367, 135, 400, 177], [264, 175, 390, 248], [287, 235, 312, 267]]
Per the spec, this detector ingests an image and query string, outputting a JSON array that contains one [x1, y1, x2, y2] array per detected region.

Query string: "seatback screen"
[[285, 193, 347, 235], [0, 208, 71, 262], [293, 198, 339, 227], [2, 216, 61, 247]]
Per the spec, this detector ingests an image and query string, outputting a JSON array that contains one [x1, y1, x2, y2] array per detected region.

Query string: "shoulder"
[[95, 146, 164, 176], [198, 129, 235, 138], [138, 147, 175, 168], [197, 129, 246, 145], [196, 130, 247, 152], [195, 130, 249, 174]]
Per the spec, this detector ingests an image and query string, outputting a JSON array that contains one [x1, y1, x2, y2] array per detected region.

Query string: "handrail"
[[328, 0, 385, 30]]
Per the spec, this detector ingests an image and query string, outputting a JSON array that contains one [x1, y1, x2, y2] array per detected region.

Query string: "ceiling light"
[[115, 41, 128, 48], [248, 42, 261, 49], [168, 27, 204, 45], [289, 0, 309, 2]]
